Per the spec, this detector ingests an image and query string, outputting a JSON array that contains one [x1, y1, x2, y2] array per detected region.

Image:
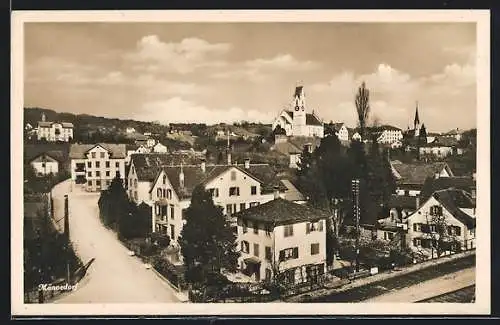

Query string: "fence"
[[411, 238, 475, 263]]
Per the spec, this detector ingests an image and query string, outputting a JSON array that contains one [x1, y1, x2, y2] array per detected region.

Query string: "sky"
[[24, 22, 477, 132]]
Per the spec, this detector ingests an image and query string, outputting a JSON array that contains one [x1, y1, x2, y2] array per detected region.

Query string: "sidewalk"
[[286, 250, 475, 302]]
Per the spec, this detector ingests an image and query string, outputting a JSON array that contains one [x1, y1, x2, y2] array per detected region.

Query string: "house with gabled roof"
[[272, 85, 324, 138], [69, 143, 126, 192], [406, 188, 476, 257], [26, 151, 64, 176], [36, 113, 74, 142], [390, 160, 454, 196], [271, 135, 321, 169], [234, 195, 329, 283]]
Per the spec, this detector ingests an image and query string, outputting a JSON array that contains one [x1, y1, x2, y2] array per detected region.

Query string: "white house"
[[329, 123, 349, 142], [149, 157, 287, 243], [406, 188, 476, 257], [235, 197, 329, 283], [69, 143, 126, 192], [146, 138, 157, 148], [28, 152, 61, 176], [352, 132, 362, 142], [272, 86, 324, 138], [36, 113, 74, 142], [152, 142, 168, 153], [126, 127, 136, 134], [390, 160, 454, 196], [419, 137, 463, 158], [271, 135, 321, 169], [372, 125, 403, 144], [125, 144, 150, 164]]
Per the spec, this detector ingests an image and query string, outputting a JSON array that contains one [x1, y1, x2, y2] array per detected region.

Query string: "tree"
[[355, 81, 371, 139], [98, 175, 129, 229], [180, 186, 239, 286]]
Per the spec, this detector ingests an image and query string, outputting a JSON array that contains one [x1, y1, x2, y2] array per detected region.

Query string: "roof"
[[272, 141, 302, 155], [162, 165, 209, 200], [432, 188, 475, 229], [391, 161, 453, 185], [234, 198, 330, 226], [280, 179, 306, 202], [37, 121, 73, 128], [330, 122, 345, 132], [420, 176, 475, 201], [130, 153, 202, 182], [370, 125, 402, 132], [285, 111, 323, 126], [388, 194, 417, 210], [27, 150, 65, 163], [294, 86, 304, 97], [69, 143, 127, 159], [422, 136, 459, 147]]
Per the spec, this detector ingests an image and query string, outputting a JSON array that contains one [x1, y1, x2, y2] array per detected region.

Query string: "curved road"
[[51, 180, 180, 303]]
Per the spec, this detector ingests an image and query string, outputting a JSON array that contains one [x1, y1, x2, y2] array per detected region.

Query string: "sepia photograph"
[[11, 10, 490, 316]]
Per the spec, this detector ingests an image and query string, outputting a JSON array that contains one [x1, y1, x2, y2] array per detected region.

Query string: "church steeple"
[[414, 101, 420, 137], [41, 112, 46, 122]]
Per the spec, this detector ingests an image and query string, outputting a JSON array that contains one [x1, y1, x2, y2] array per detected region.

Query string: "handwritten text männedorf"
[[38, 283, 77, 291]]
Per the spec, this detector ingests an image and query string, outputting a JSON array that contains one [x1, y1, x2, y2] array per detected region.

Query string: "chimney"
[[415, 196, 420, 210], [273, 186, 280, 199], [179, 165, 185, 189], [200, 159, 206, 173], [244, 158, 250, 169]]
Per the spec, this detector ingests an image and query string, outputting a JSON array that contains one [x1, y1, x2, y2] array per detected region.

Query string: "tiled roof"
[[420, 176, 475, 201], [234, 198, 330, 226], [280, 179, 306, 202], [285, 111, 323, 126], [130, 153, 202, 182], [289, 136, 322, 150], [331, 122, 345, 132], [370, 125, 402, 132], [391, 161, 452, 185], [432, 188, 475, 229], [388, 194, 417, 210], [37, 121, 73, 128], [272, 141, 302, 155], [69, 143, 127, 159], [27, 150, 65, 163], [162, 165, 210, 200], [422, 136, 459, 147]]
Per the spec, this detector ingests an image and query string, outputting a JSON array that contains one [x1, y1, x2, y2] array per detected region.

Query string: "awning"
[[244, 256, 261, 265]]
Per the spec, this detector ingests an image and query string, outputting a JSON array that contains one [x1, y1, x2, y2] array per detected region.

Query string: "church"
[[272, 85, 325, 138]]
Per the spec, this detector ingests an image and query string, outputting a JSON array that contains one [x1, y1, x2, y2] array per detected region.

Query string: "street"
[[50, 180, 181, 303]]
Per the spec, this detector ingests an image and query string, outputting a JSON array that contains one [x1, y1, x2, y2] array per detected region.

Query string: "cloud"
[[137, 97, 275, 124], [125, 35, 232, 74], [245, 54, 320, 71]]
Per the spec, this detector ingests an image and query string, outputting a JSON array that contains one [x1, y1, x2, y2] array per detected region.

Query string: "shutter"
[[455, 226, 461, 236], [293, 247, 299, 259], [413, 223, 417, 232], [319, 220, 324, 231], [413, 238, 417, 247], [306, 223, 310, 234], [279, 250, 285, 261]]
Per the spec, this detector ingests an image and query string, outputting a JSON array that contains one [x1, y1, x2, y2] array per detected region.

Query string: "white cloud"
[[427, 62, 476, 89], [245, 54, 320, 71], [137, 97, 274, 124], [125, 35, 232, 74]]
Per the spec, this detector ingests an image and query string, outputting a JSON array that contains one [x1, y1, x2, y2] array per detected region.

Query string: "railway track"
[[417, 285, 476, 303]]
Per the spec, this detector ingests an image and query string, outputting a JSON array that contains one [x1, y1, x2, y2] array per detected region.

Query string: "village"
[[23, 83, 477, 304]]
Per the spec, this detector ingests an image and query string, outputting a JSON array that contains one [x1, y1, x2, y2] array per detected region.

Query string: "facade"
[[406, 188, 476, 257], [69, 143, 126, 192], [29, 153, 60, 176], [390, 160, 454, 196], [146, 138, 157, 148], [419, 136, 464, 158], [330, 123, 349, 142], [272, 86, 324, 138], [152, 142, 168, 153], [372, 125, 403, 144], [36, 113, 74, 142], [235, 198, 329, 283], [149, 158, 287, 243], [352, 132, 362, 142], [125, 144, 150, 164], [271, 135, 321, 169]]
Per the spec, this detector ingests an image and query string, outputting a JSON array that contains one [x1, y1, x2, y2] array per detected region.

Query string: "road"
[[363, 267, 475, 303], [50, 180, 181, 303], [309, 254, 475, 302], [417, 285, 475, 303]]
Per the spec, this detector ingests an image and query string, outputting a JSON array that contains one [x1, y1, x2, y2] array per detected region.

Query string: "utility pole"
[[351, 179, 360, 273]]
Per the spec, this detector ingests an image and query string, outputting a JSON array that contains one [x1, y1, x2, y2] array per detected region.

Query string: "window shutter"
[[455, 226, 461, 236], [413, 223, 417, 232], [306, 223, 310, 234], [293, 247, 299, 258], [438, 206, 443, 216], [279, 250, 285, 261], [319, 220, 324, 231]]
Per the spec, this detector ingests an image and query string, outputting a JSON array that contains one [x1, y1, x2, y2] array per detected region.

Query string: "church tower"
[[41, 112, 46, 122], [292, 85, 306, 136], [414, 102, 420, 137]]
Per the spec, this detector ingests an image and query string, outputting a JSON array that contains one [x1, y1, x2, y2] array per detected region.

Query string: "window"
[[96, 161, 100, 168], [88, 171, 92, 177], [134, 191, 138, 201], [454, 226, 461, 236], [162, 189, 166, 198], [96, 180, 101, 186], [231, 171, 237, 181], [253, 243, 259, 257], [41, 162, 46, 168], [429, 224, 437, 233], [167, 189, 172, 199], [413, 238, 421, 247], [306, 221, 324, 233], [265, 224, 272, 237], [208, 188, 219, 198], [170, 205, 175, 220], [311, 243, 320, 255], [87, 162, 92, 168], [163, 175, 167, 185], [242, 220, 248, 233], [100, 152, 105, 158], [251, 186, 257, 195], [226, 204, 233, 215], [384, 232, 395, 240], [134, 179, 137, 187], [430, 205, 443, 216], [116, 162, 120, 168], [240, 203, 246, 211], [284, 224, 294, 237], [157, 188, 162, 198], [181, 209, 187, 220], [170, 225, 175, 239], [91, 152, 96, 158], [96, 171, 101, 177], [105, 161, 110, 168], [229, 187, 240, 196], [249, 202, 260, 208], [265, 246, 272, 261], [241, 241, 250, 253], [279, 247, 298, 261], [413, 223, 422, 232], [106, 171, 110, 177], [253, 223, 259, 234], [87, 180, 92, 186]]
